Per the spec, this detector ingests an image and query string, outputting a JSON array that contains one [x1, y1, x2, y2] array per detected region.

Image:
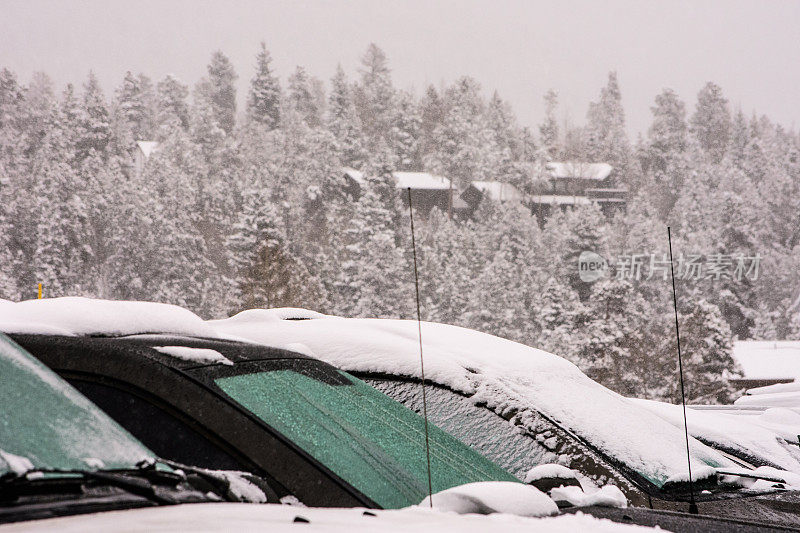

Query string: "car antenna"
[[407, 187, 434, 508], [667, 226, 698, 515]]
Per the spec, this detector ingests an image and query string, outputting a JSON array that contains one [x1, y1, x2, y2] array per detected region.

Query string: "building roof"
[[528, 195, 593, 206], [136, 141, 159, 159], [731, 340, 800, 379], [341, 168, 452, 191], [393, 171, 451, 190], [342, 167, 366, 186], [470, 181, 523, 202], [546, 162, 613, 181]]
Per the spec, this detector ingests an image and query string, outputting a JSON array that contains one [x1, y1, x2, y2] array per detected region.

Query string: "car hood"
[[0, 502, 656, 532]]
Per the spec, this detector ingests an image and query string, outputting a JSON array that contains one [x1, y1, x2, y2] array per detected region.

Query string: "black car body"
[[10, 333, 517, 510]]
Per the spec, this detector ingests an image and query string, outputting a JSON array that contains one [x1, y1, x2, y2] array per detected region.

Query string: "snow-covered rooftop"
[[341, 168, 453, 191], [136, 140, 159, 159], [732, 340, 800, 379], [528, 195, 592, 206], [470, 181, 523, 202], [546, 162, 613, 181], [342, 167, 366, 185], [393, 171, 451, 190]]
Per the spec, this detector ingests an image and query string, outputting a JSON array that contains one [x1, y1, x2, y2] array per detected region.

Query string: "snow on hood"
[[0, 297, 218, 338], [210, 310, 734, 487], [0, 502, 658, 532], [632, 398, 800, 474]]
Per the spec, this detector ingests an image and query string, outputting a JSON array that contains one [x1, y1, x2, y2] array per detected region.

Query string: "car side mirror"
[[524, 464, 581, 494]]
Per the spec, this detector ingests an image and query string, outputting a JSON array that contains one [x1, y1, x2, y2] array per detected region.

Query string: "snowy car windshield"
[[365, 378, 726, 491], [0, 333, 154, 476], [213, 360, 517, 508]]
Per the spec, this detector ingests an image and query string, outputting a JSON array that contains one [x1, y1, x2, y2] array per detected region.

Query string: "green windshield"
[[215, 367, 517, 508], [0, 333, 153, 476]]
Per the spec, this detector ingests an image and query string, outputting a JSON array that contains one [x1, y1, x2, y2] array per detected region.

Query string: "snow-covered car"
[[0, 299, 792, 532], [0, 331, 266, 525], [207, 308, 800, 527], [8, 331, 519, 510]]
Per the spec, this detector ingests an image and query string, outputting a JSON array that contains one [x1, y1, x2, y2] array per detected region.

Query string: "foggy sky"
[[2, 0, 799, 136]]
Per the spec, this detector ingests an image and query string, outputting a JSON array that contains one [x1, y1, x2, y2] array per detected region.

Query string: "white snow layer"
[[152, 346, 233, 366], [735, 391, 800, 408], [418, 481, 558, 517], [0, 449, 34, 476], [0, 297, 218, 338], [550, 485, 627, 509], [632, 398, 800, 475], [524, 464, 579, 483], [732, 340, 800, 379], [0, 502, 660, 532], [211, 312, 735, 487]]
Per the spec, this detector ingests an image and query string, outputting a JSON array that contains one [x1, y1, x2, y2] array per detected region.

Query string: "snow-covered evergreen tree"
[[247, 42, 281, 129], [202, 51, 238, 134], [156, 74, 190, 130], [690, 82, 731, 163], [327, 64, 367, 168]]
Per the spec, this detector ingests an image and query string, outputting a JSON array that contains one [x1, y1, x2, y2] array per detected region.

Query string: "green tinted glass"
[[215, 368, 517, 508], [0, 333, 153, 476]]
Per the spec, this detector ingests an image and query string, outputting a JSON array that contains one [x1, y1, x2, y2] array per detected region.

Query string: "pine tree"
[[674, 300, 741, 403], [690, 82, 731, 163], [156, 74, 190, 130], [585, 72, 630, 178], [539, 89, 560, 159], [247, 42, 281, 129], [115, 71, 155, 140], [646, 88, 687, 172], [327, 64, 367, 168], [203, 51, 238, 134], [355, 43, 395, 151], [390, 90, 421, 170], [78, 71, 111, 160], [288, 66, 322, 128]]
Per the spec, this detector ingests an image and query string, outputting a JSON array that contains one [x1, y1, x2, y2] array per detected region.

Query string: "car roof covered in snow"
[[0, 297, 219, 338], [209, 309, 738, 488]]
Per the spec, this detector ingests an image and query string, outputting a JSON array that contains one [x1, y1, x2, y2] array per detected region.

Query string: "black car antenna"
[[407, 187, 434, 508], [667, 226, 698, 515]]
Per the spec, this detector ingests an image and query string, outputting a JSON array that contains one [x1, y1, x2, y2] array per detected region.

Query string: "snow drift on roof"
[[546, 162, 612, 180], [0, 297, 218, 338], [732, 340, 800, 379], [393, 171, 451, 190], [210, 312, 735, 486], [136, 140, 159, 158], [528, 195, 593, 206], [470, 181, 523, 202], [342, 166, 366, 185]]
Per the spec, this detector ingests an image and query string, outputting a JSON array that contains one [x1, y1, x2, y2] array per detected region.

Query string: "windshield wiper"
[[0, 466, 177, 505]]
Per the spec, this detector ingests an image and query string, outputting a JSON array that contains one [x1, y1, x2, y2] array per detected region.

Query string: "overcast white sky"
[[2, 0, 799, 136]]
